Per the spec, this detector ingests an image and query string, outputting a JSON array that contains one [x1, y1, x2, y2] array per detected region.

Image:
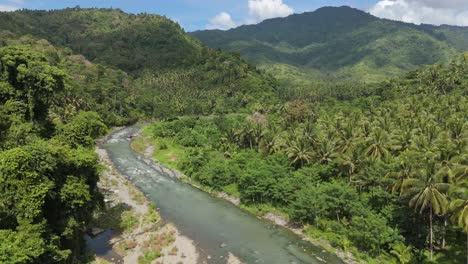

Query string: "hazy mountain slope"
[[191, 6, 468, 83]]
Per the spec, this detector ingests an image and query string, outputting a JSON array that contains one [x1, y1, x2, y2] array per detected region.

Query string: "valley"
[[0, 4, 466, 264]]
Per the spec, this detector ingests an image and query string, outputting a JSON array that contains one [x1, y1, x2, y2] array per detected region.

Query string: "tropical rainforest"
[[0, 5, 466, 264]]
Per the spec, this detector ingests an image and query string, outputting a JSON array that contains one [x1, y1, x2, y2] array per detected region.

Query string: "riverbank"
[[90, 137, 200, 264], [130, 130, 359, 264]]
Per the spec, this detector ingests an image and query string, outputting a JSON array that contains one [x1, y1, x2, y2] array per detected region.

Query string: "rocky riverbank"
[[90, 137, 199, 264]]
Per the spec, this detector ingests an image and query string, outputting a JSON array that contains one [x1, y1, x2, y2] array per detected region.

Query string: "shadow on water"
[[85, 230, 124, 263], [86, 201, 136, 263]]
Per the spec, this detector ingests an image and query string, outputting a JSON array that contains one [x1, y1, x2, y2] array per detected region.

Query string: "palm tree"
[[387, 157, 416, 194], [259, 132, 279, 154], [314, 138, 337, 165], [337, 152, 357, 183], [364, 127, 392, 160], [449, 174, 468, 253], [401, 163, 450, 261], [450, 191, 468, 257], [286, 137, 314, 168], [237, 122, 255, 149]]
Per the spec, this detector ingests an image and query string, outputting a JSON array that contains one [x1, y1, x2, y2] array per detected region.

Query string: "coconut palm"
[[387, 157, 417, 194], [364, 127, 392, 160], [314, 138, 337, 165], [401, 163, 450, 261], [286, 137, 314, 168]]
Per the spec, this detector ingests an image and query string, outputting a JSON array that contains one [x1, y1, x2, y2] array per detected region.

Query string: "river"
[[103, 127, 345, 264]]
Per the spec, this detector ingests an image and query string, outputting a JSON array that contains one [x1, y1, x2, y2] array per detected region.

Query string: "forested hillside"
[[144, 53, 468, 263], [192, 6, 468, 83], [0, 8, 279, 118], [0, 6, 466, 264]]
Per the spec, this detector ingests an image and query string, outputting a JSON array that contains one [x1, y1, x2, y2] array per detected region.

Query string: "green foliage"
[[192, 6, 465, 83], [0, 140, 102, 262], [0, 6, 467, 264], [0, 8, 202, 73], [55, 111, 107, 148], [147, 53, 468, 262], [0, 38, 109, 264], [0, 9, 280, 117]]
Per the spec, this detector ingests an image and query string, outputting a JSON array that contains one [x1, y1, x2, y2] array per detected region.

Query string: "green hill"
[[0, 8, 202, 72], [0, 8, 279, 117], [191, 6, 468, 83]]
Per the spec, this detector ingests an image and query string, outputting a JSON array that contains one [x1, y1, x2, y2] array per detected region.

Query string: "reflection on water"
[[103, 127, 344, 264]]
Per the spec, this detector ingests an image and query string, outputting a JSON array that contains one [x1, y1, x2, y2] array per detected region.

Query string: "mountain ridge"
[[191, 6, 468, 83]]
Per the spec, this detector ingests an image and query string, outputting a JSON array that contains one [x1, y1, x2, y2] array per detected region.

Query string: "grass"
[[130, 137, 148, 155], [221, 183, 240, 197], [138, 250, 162, 264], [239, 202, 289, 220], [143, 203, 161, 226], [150, 138, 185, 170], [138, 230, 177, 264]]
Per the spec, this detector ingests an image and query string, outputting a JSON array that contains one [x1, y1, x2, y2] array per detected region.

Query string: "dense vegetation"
[[0, 8, 279, 263], [0, 8, 201, 73], [145, 54, 468, 263], [0, 8, 279, 118], [192, 6, 468, 83], [0, 43, 109, 263], [0, 6, 466, 264]]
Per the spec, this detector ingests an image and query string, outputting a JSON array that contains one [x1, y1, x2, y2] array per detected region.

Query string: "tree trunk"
[[442, 215, 447, 249], [430, 207, 433, 261]]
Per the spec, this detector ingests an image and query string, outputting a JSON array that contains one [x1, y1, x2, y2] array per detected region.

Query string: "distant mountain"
[[191, 6, 468, 83]]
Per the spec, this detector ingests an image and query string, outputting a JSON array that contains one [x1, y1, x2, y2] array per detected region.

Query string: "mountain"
[[191, 6, 468, 83], [0, 8, 203, 73], [0, 8, 279, 117]]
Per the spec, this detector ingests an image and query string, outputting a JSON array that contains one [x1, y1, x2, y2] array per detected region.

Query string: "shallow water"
[[85, 230, 123, 263], [103, 127, 344, 264]]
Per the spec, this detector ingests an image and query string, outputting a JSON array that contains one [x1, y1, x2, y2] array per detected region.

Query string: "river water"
[[103, 127, 344, 264]]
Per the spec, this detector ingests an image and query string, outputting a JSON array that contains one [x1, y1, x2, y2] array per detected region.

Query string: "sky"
[[0, 0, 467, 31]]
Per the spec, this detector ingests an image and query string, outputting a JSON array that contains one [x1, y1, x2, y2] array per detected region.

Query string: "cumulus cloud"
[[248, 0, 294, 23], [206, 12, 237, 30], [0, 4, 19, 11], [370, 0, 468, 26], [206, 0, 294, 30]]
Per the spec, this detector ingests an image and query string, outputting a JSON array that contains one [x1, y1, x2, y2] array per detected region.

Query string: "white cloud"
[[405, 0, 468, 9], [370, 0, 468, 26], [206, 12, 237, 30], [0, 4, 19, 11], [248, 0, 294, 23]]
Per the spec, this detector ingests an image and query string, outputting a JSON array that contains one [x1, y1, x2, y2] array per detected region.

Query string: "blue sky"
[[1, 0, 467, 31]]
